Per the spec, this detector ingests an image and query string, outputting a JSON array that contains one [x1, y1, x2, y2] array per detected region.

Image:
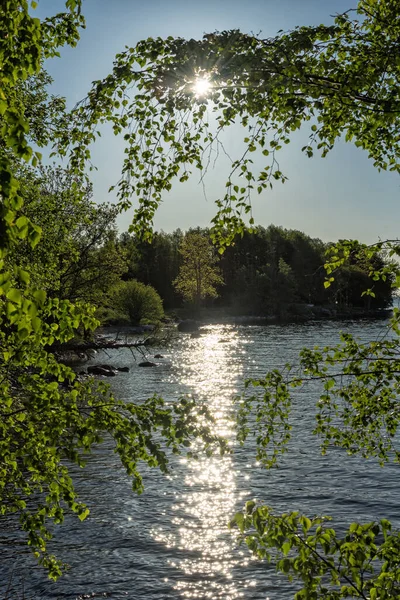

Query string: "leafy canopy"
[[0, 1, 222, 580], [64, 0, 400, 247], [10, 164, 126, 302]]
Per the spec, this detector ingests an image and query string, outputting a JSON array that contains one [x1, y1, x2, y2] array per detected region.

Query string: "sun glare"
[[193, 77, 212, 98]]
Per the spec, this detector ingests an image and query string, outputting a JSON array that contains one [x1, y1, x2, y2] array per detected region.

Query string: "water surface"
[[2, 320, 399, 599]]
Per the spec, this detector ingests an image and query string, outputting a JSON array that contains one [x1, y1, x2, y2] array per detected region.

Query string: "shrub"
[[111, 280, 164, 325]]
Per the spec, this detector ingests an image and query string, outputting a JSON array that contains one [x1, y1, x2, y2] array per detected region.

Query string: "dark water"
[[2, 320, 399, 599]]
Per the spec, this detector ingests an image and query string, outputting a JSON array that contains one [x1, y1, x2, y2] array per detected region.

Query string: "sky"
[[35, 0, 400, 244]]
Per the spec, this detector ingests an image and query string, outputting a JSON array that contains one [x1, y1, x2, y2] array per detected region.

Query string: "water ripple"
[[1, 321, 399, 599]]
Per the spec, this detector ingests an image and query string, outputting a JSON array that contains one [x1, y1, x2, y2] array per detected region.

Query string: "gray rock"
[[178, 319, 200, 333], [87, 365, 117, 377]]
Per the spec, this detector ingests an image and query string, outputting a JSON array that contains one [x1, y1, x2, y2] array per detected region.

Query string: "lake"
[[2, 319, 399, 599]]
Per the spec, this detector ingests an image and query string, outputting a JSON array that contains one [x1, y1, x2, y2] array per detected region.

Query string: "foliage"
[[237, 315, 400, 468], [58, 0, 400, 595], [110, 279, 164, 325], [1, 0, 84, 245], [233, 309, 400, 596], [230, 502, 400, 600], [120, 229, 183, 308], [9, 164, 126, 304], [121, 225, 393, 317], [3, 0, 400, 592], [64, 0, 400, 247], [324, 239, 398, 308], [1, 353, 221, 578], [0, 1, 222, 580], [173, 231, 223, 309], [15, 69, 69, 149]]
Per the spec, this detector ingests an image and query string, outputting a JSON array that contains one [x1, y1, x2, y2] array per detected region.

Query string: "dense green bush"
[[111, 280, 164, 325]]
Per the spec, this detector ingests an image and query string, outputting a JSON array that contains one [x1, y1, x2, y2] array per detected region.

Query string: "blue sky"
[[36, 0, 400, 243]]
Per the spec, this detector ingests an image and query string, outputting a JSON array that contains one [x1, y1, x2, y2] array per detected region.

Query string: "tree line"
[[21, 165, 393, 326], [120, 225, 394, 318]]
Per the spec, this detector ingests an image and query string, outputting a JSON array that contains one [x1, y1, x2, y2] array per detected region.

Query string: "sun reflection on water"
[[151, 325, 257, 598]]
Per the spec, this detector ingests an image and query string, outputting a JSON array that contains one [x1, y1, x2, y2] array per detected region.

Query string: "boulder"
[[177, 319, 200, 333], [154, 354, 164, 359], [138, 360, 156, 367], [87, 365, 117, 377], [117, 366, 130, 372]]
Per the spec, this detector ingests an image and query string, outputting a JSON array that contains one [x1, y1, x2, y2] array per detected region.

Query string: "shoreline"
[[171, 305, 393, 327]]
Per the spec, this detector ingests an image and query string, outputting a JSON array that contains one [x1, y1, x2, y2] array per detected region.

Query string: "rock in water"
[[177, 319, 200, 333], [87, 365, 117, 376], [138, 361, 156, 367]]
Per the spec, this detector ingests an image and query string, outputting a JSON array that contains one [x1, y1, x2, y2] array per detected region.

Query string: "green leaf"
[[6, 288, 23, 305], [15, 216, 29, 238], [33, 289, 47, 306], [29, 227, 42, 248]]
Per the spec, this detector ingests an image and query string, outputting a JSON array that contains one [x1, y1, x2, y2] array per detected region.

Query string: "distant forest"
[[118, 225, 393, 319], [17, 168, 393, 324]]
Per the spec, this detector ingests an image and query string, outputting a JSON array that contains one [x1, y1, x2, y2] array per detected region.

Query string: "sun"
[[193, 76, 212, 98]]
